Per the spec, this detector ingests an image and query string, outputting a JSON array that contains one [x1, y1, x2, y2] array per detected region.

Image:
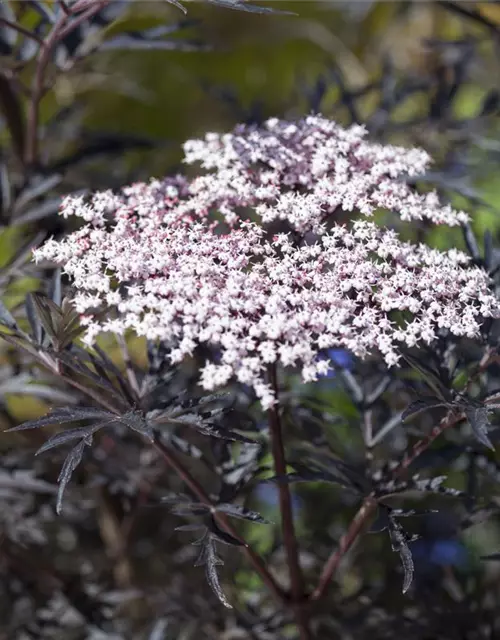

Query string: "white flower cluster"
[[181, 114, 469, 232], [33, 116, 498, 408]]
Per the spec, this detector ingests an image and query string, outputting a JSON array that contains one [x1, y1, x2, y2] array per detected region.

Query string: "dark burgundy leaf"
[[465, 406, 494, 450], [402, 397, 449, 422], [207, 517, 245, 547], [56, 440, 86, 514], [170, 503, 210, 517], [6, 407, 116, 432], [35, 423, 111, 456], [214, 503, 271, 524], [388, 516, 415, 594], [192, 532, 232, 608]]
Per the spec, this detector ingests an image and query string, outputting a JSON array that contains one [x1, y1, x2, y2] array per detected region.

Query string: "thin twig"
[[392, 410, 462, 477], [0, 17, 44, 45], [58, 1, 110, 40], [25, 13, 68, 166], [152, 437, 285, 605], [268, 365, 311, 640], [24, 0, 111, 166], [310, 496, 377, 601], [58, 1, 72, 16]]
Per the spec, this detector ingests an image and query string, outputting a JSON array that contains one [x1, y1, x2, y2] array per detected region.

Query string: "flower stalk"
[[268, 365, 311, 640]]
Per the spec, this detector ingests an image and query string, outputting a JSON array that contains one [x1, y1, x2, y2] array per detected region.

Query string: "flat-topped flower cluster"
[[34, 115, 499, 408], [181, 114, 470, 232]]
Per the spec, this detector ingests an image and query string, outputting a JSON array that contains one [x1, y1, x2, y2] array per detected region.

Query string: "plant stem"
[[268, 365, 311, 640], [311, 409, 463, 602], [0, 17, 44, 45], [25, 0, 111, 166], [392, 410, 462, 477], [152, 438, 285, 605], [310, 496, 377, 601], [25, 13, 68, 166]]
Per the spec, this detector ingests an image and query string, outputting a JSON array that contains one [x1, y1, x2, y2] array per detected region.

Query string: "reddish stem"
[[268, 365, 311, 640], [310, 410, 463, 602], [152, 438, 285, 605], [392, 410, 462, 478], [310, 496, 377, 601], [25, 13, 68, 166], [25, 0, 111, 166], [0, 17, 44, 45]]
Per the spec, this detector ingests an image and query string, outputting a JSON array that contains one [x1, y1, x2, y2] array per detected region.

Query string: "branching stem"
[[25, 0, 111, 166], [152, 438, 286, 605], [311, 409, 463, 602]]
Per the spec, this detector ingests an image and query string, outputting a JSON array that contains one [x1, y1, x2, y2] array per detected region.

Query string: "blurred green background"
[[32, 2, 500, 170]]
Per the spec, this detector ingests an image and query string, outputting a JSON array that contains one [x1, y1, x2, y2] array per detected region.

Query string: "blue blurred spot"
[[317, 348, 353, 379], [429, 540, 468, 567], [255, 483, 302, 516], [411, 538, 468, 570]]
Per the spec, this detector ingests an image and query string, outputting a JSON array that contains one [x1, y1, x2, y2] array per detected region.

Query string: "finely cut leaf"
[[205, 554, 231, 608], [163, 0, 187, 13], [25, 294, 43, 344], [99, 36, 204, 52], [270, 459, 367, 493], [193, 533, 232, 608], [388, 516, 415, 594], [269, 469, 354, 490], [49, 268, 62, 307], [214, 503, 271, 524], [155, 411, 256, 443], [35, 423, 111, 456], [160, 492, 193, 505], [56, 440, 86, 514], [30, 293, 60, 342], [399, 540, 415, 594], [0, 333, 41, 359], [402, 354, 452, 402], [401, 398, 449, 422], [6, 407, 116, 432], [120, 410, 155, 442], [55, 351, 119, 391], [465, 406, 494, 450], [207, 517, 245, 547], [174, 524, 206, 532], [170, 503, 210, 516], [0, 375, 77, 404]]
